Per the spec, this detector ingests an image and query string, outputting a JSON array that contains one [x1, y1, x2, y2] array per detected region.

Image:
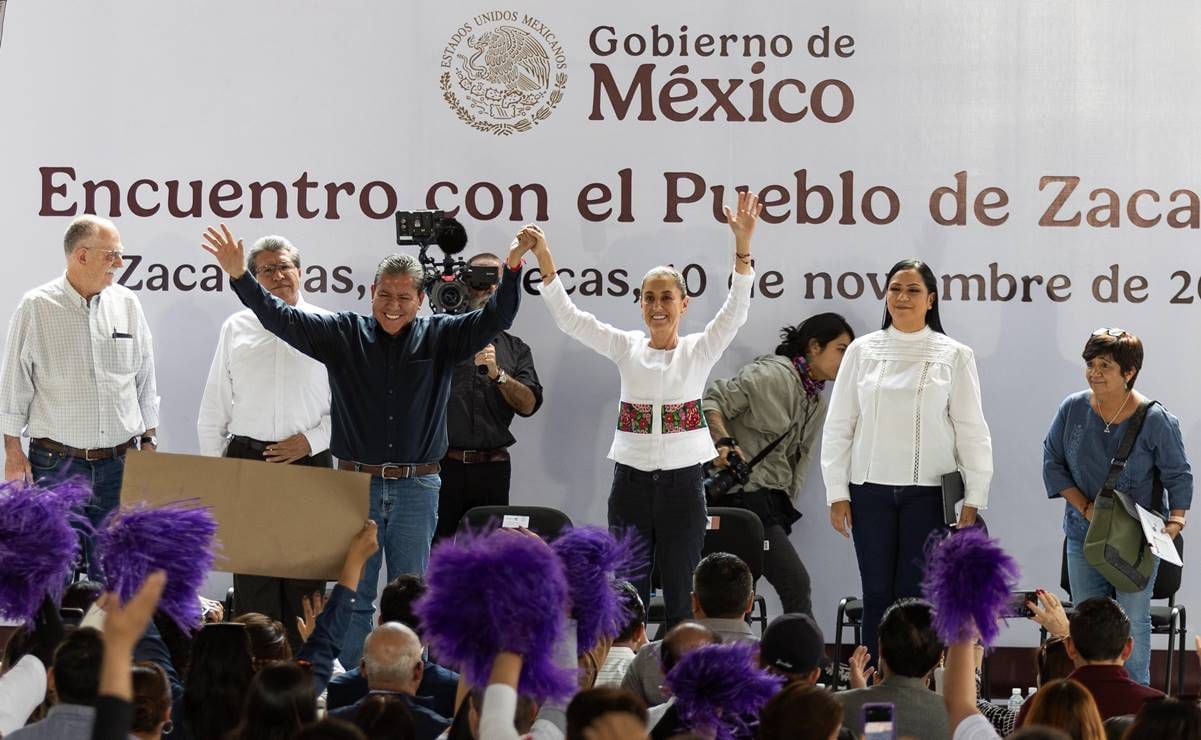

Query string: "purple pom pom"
[[665, 641, 784, 740], [0, 479, 92, 623], [551, 525, 644, 654], [921, 526, 1020, 647], [415, 529, 576, 702], [97, 501, 218, 632]]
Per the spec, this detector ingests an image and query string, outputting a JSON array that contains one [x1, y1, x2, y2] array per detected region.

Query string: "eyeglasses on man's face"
[[83, 246, 124, 263], [254, 262, 298, 278]]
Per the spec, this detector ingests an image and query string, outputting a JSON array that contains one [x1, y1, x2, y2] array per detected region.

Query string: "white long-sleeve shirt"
[[0, 655, 46, 735], [0, 276, 159, 447], [541, 271, 753, 472], [820, 326, 993, 508], [196, 301, 332, 457], [478, 620, 578, 740]]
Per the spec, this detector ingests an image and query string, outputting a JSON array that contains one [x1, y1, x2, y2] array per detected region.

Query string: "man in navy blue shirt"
[[327, 574, 458, 718], [202, 223, 530, 666]]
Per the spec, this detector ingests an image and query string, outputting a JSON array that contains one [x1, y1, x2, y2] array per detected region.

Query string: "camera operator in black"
[[701, 313, 854, 616], [434, 252, 544, 542]]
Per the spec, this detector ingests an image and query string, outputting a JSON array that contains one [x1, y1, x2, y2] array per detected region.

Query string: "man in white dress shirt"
[[197, 235, 333, 649], [1, 215, 160, 580]]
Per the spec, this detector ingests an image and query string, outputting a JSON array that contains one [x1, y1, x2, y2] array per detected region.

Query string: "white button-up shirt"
[[0, 275, 159, 448], [197, 300, 333, 457], [820, 325, 993, 508], [541, 271, 752, 472]]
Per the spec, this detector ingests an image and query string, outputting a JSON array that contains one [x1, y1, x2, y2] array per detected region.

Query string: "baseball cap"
[[759, 613, 828, 674]]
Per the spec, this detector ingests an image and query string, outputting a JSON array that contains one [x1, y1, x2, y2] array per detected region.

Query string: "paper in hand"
[[1135, 503, 1183, 567]]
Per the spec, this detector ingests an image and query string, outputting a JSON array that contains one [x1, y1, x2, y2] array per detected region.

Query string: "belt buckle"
[[462, 450, 478, 464], [379, 464, 412, 479], [84, 447, 98, 462]]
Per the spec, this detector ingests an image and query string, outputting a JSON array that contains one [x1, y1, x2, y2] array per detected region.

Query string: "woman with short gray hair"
[[526, 190, 764, 629]]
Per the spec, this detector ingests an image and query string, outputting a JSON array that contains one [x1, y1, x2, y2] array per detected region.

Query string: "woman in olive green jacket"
[[701, 312, 854, 616]]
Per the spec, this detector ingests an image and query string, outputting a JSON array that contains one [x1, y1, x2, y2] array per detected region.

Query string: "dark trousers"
[[28, 441, 126, 582], [433, 458, 511, 541], [608, 463, 706, 630], [849, 482, 944, 663], [225, 436, 331, 651], [762, 524, 814, 617]]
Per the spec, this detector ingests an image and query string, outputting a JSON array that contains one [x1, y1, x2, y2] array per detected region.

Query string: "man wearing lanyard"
[[201, 223, 529, 666], [197, 234, 334, 651], [434, 252, 543, 542], [1, 216, 160, 579]]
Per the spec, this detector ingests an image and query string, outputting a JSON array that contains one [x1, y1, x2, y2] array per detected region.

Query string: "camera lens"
[[432, 281, 466, 314]]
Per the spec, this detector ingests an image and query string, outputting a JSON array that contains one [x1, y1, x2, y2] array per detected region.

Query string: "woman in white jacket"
[[820, 258, 993, 663], [525, 191, 762, 628]]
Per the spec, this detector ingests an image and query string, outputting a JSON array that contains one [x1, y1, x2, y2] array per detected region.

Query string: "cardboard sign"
[[120, 450, 371, 580]]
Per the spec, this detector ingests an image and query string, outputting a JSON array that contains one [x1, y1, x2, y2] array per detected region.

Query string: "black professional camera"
[[703, 446, 752, 499], [395, 210, 499, 314]]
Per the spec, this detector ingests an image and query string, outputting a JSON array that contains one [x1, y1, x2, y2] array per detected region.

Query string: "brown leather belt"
[[444, 448, 511, 464], [338, 460, 441, 479], [32, 437, 137, 461]]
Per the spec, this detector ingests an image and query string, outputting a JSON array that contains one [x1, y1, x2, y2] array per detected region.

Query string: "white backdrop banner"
[[2, 1, 1200, 645]]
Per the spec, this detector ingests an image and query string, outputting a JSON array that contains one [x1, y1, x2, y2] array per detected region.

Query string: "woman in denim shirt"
[[1043, 329, 1193, 685]]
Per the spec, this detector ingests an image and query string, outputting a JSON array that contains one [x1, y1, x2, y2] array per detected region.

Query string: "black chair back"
[[459, 505, 573, 540], [1153, 533, 1185, 600], [702, 507, 765, 582]]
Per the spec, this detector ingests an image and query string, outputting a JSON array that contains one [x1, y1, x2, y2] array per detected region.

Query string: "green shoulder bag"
[[1083, 400, 1162, 593]]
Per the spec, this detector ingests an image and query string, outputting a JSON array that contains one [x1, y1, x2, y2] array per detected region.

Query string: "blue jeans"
[[339, 473, 440, 667], [1065, 536, 1160, 685], [849, 483, 945, 664], [28, 441, 126, 582]]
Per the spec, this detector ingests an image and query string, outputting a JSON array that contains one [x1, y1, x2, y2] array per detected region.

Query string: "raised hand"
[[722, 189, 764, 243], [338, 520, 380, 589], [296, 591, 326, 644], [521, 224, 549, 256], [1027, 589, 1069, 638], [201, 224, 247, 278], [848, 644, 876, 689], [95, 571, 168, 704], [97, 570, 168, 653]]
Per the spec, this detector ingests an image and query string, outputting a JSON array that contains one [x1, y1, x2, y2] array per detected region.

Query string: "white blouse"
[[820, 325, 993, 508], [541, 271, 753, 472]]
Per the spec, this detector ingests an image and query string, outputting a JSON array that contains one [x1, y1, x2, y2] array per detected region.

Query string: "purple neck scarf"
[[791, 355, 825, 398]]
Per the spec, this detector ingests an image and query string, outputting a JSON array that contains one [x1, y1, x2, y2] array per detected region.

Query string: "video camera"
[[394, 210, 499, 315]]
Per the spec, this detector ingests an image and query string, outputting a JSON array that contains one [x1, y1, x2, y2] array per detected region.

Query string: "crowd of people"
[[3, 522, 1201, 739], [0, 195, 1196, 739]]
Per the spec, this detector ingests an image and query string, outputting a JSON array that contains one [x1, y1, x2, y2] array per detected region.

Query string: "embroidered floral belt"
[[617, 399, 707, 434]]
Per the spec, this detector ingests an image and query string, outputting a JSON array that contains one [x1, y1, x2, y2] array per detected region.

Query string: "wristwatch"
[[496, 370, 509, 385], [140, 435, 157, 448]]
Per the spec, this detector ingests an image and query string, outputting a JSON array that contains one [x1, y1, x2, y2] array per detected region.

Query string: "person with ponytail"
[[129, 662, 172, 740], [701, 313, 854, 616], [821, 259, 993, 663]]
